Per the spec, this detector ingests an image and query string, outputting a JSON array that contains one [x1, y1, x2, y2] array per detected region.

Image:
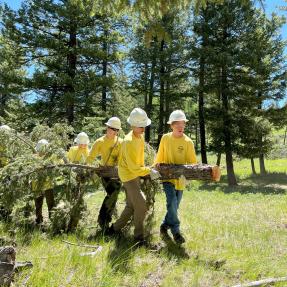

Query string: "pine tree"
[[1, 0, 127, 127], [0, 30, 26, 118]]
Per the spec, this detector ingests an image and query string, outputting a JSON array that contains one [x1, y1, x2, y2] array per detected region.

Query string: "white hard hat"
[[127, 108, 151, 127], [75, 132, 90, 145], [35, 139, 49, 152], [0, 125, 11, 131], [167, 110, 188, 124], [105, 117, 121, 130]]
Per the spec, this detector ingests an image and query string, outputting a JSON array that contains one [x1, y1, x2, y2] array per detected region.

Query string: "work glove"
[[178, 175, 187, 187], [150, 168, 161, 180]]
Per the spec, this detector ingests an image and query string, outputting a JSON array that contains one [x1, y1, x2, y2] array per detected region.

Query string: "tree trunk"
[[221, 50, 237, 185], [145, 49, 156, 143], [259, 154, 267, 175], [195, 120, 199, 152], [0, 93, 8, 117], [216, 153, 221, 166], [66, 22, 77, 125], [157, 39, 166, 146], [284, 126, 287, 145], [198, 54, 207, 164], [250, 158, 256, 175], [101, 28, 108, 113]]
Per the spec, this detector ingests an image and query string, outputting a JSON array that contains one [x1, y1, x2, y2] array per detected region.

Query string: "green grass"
[[1, 158, 287, 287]]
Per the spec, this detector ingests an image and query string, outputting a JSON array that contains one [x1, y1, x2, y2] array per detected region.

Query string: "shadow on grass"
[[106, 234, 137, 273], [157, 233, 190, 261], [198, 172, 287, 195], [246, 172, 287, 186]]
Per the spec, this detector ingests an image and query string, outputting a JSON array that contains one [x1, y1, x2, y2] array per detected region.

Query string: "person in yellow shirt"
[[0, 125, 11, 168], [67, 132, 90, 163], [87, 117, 123, 230], [32, 139, 55, 224], [154, 110, 197, 244], [108, 108, 160, 245]]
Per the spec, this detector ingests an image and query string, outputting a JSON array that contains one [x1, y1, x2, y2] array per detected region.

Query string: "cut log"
[[95, 164, 221, 182], [156, 164, 221, 182]]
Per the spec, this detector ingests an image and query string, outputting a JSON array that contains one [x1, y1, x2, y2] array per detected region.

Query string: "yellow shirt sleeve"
[[67, 146, 89, 163], [154, 136, 165, 165], [187, 141, 197, 164], [87, 141, 101, 165]]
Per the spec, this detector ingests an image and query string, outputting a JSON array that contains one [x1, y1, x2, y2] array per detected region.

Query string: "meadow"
[[1, 155, 287, 287]]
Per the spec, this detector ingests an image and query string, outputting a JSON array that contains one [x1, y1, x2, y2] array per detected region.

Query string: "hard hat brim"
[[127, 117, 151, 127], [105, 123, 122, 130], [167, 119, 189, 124]]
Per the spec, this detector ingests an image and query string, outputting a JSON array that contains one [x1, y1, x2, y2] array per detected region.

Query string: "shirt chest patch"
[[177, 145, 184, 154]]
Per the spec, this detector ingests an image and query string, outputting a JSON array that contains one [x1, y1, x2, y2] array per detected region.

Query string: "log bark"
[[95, 164, 221, 182], [19, 163, 221, 182]]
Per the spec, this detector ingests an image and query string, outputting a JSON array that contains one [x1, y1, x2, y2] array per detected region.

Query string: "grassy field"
[[1, 157, 287, 287]]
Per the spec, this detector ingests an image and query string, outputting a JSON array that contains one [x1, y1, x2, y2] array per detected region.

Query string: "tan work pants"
[[113, 177, 147, 238]]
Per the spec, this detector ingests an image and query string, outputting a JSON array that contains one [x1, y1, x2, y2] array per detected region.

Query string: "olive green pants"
[[113, 178, 147, 239]]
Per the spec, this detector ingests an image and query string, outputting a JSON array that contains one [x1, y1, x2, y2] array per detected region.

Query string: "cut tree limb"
[[15, 163, 221, 182], [231, 276, 287, 287]]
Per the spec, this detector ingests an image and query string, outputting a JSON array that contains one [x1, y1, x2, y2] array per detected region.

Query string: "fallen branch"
[[61, 240, 100, 249], [79, 246, 103, 257], [17, 163, 221, 182], [231, 276, 287, 287]]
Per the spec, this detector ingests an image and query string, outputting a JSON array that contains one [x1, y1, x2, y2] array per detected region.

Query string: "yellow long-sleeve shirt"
[[118, 131, 150, 182], [87, 135, 123, 166], [31, 154, 63, 192], [154, 132, 197, 190], [67, 146, 89, 163]]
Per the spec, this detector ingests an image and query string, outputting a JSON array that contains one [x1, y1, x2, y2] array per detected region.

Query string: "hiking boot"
[[173, 232, 185, 244], [160, 225, 169, 237]]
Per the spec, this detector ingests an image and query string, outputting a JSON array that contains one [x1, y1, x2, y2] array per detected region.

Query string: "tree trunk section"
[[198, 54, 207, 164], [259, 154, 266, 175], [250, 158, 256, 175], [216, 153, 221, 166], [221, 53, 237, 185], [145, 49, 156, 143], [157, 39, 166, 146], [101, 28, 108, 113], [66, 23, 77, 125]]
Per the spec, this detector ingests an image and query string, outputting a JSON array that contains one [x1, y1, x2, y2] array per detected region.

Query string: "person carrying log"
[[154, 110, 197, 244], [32, 139, 55, 224], [87, 117, 123, 230], [67, 132, 90, 163], [108, 108, 161, 245]]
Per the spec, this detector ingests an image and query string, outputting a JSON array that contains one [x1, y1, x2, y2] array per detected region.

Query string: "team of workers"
[[0, 107, 197, 245]]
